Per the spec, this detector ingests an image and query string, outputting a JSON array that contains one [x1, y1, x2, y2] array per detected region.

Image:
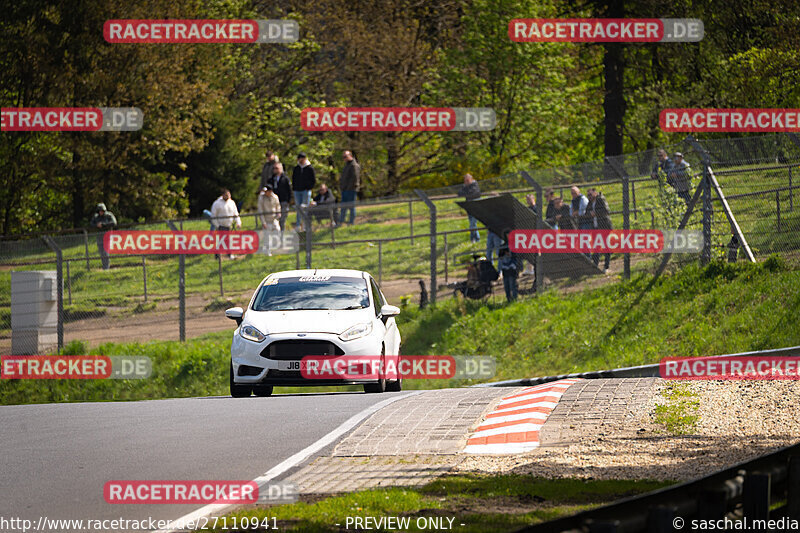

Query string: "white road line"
[[155, 392, 420, 533], [494, 400, 559, 412], [476, 412, 549, 425], [470, 422, 543, 439], [496, 389, 568, 406]]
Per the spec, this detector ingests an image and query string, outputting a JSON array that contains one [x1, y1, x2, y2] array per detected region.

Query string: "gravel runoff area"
[[457, 380, 800, 481]]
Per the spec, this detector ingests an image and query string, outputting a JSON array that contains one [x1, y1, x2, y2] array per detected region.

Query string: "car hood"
[[244, 308, 374, 335]]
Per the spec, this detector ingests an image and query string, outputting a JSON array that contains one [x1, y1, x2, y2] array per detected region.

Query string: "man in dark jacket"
[[292, 153, 316, 231], [339, 150, 361, 225], [310, 183, 337, 223], [547, 197, 574, 229], [544, 188, 556, 221], [458, 173, 481, 242], [588, 188, 613, 271], [268, 162, 291, 231], [259, 151, 278, 190], [90, 203, 117, 270]]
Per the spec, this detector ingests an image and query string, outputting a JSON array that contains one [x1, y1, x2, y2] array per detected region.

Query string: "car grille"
[[260, 340, 344, 360]]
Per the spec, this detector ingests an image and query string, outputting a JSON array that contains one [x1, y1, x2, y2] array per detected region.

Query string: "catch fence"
[[1, 133, 798, 350]]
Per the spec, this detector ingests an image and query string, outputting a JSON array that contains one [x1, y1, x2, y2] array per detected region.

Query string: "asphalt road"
[[0, 392, 406, 531]]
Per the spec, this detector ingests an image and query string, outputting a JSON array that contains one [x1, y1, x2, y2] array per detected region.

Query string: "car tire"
[[230, 364, 252, 398], [253, 384, 274, 397], [364, 348, 387, 394], [386, 378, 402, 392]]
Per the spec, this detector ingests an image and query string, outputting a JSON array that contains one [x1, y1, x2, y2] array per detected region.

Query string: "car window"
[[370, 278, 385, 316], [252, 276, 370, 311]]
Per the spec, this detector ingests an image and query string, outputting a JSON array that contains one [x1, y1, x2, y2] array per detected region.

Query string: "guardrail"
[[474, 345, 800, 387], [519, 442, 800, 532]]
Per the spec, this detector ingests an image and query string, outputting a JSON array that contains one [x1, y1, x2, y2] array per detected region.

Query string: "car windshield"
[[252, 275, 370, 311]]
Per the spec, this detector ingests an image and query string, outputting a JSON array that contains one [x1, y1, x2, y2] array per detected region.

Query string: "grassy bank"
[[398, 256, 800, 384], [213, 475, 672, 532], [1, 257, 798, 404]]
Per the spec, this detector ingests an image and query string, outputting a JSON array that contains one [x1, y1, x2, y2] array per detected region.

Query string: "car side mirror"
[[225, 307, 244, 326], [380, 304, 400, 318]]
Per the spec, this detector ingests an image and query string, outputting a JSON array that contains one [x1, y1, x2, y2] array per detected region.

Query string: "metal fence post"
[[166, 221, 185, 342], [631, 180, 638, 221], [378, 240, 383, 285], [443, 233, 448, 284], [789, 166, 794, 211], [302, 207, 312, 269], [142, 256, 148, 302], [743, 472, 771, 520], [42, 236, 64, 351], [701, 164, 713, 265], [218, 255, 224, 297], [789, 456, 800, 520], [83, 229, 90, 270], [409, 200, 414, 245], [604, 157, 631, 279], [777, 191, 782, 232], [520, 171, 544, 292], [415, 189, 436, 305], [66, 259, 72, 306]]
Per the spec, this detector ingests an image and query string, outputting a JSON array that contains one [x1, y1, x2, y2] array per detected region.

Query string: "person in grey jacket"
[[90, 203, 117, 270], [259, 151, 278, 191], [458, 173, 481, 242], [339, 150, 361, 225]]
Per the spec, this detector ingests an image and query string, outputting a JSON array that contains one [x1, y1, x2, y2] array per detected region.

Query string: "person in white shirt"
[[210, 189, 241, 259], [210, 189, 242, 230]]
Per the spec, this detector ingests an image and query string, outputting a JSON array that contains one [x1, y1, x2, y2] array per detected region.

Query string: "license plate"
[[275, 360, 308, 371]]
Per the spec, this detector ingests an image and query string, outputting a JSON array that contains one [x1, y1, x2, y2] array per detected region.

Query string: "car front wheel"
[[363, 348, 387, 393], [230, 364, 253, 398]]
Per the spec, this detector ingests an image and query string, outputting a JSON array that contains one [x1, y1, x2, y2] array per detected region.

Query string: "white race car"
[[225, 269, 402, 397]]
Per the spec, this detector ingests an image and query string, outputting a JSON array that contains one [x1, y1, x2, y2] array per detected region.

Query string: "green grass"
[[654, 383, 700, 434], [397, 256, 800, 384], [211, 475, 672, 532]]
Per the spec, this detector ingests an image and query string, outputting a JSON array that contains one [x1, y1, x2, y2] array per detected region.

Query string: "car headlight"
[[339, 322, 373, 341], [240, 325, 266, 343]]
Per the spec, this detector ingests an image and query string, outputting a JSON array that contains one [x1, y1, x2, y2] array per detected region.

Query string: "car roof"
[[266, 269, 369, 280]]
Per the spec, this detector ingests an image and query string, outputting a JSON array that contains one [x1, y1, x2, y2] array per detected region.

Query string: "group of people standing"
[[256, 150, 362, 232], [457, 175, 618, 302]]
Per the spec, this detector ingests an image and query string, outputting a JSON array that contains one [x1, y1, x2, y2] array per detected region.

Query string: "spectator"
[[90, 203, 117, 270], [486, 231, 503, 267], [570, 186, 591, 229], [292, 152, 316, 231], [547, 197, 574, 229], [669, 152, 692, 204], [260, 151, 278, 190], [587, 188, 612, 271], [458, 173, 481, 242], [525, 193, 538, 216], [497, 247, 519, 302], [544, 188, 556, 221], [268, 162, 291, 231], [210, 189, 241, 259], [257, 186, 281, 231], [339, 150, 361, 226], [651, 148, 673, 179], [310, 183, 337, 224]]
